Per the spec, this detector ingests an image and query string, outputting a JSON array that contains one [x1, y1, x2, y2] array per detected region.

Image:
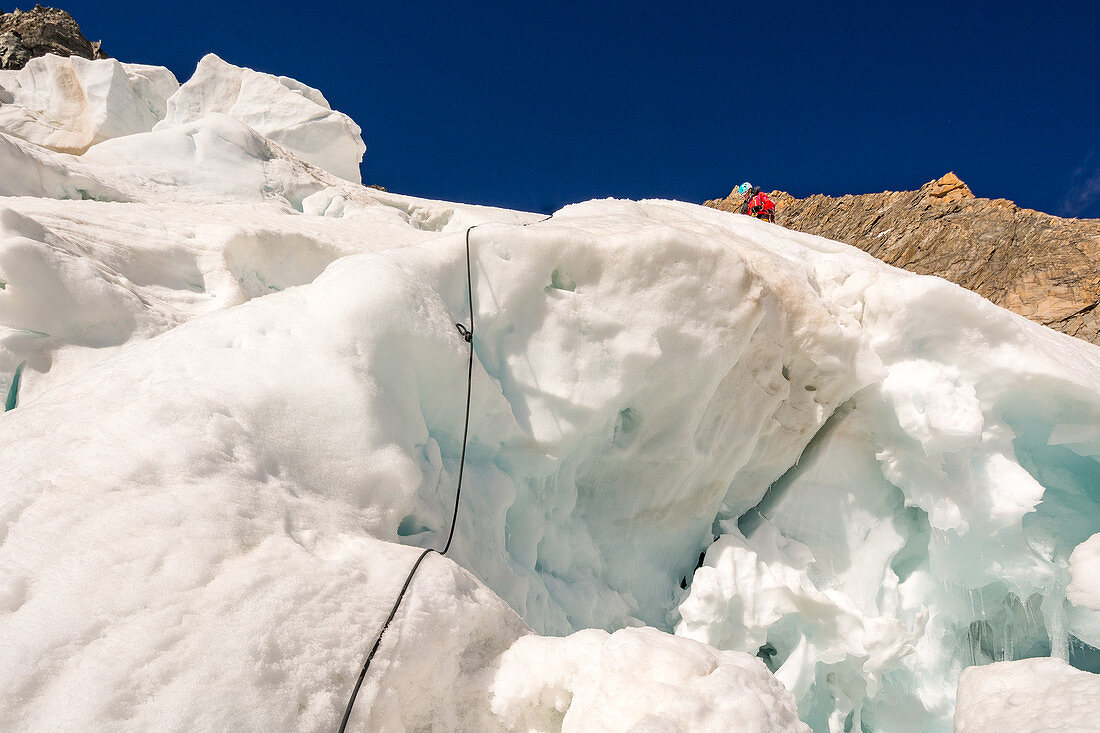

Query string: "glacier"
[[1, 53, 1098, 732]]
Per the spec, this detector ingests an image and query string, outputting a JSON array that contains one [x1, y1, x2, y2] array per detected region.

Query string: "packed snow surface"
[[954, 657, 1100, 732], [2, 55, 1099, 732]]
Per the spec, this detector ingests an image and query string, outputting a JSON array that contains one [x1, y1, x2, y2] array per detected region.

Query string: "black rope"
[[337, 224, 478, 732], [338, 216, 550, 731], [337, 546, 433, 733], [442, 223, 477, 556]]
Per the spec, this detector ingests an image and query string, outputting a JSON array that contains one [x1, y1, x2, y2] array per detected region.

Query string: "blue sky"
[[60, 0, 1100, 216]]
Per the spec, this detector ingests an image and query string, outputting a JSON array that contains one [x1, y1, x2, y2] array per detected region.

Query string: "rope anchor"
[[455, 323, 472, 342]]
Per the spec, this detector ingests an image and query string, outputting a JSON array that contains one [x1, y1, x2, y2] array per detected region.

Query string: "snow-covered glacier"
[[1, 53, 1098, 733]]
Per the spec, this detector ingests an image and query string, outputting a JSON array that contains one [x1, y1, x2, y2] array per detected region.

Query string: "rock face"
[[0, 5, 107, 70], [706, 173, 1100, 345]]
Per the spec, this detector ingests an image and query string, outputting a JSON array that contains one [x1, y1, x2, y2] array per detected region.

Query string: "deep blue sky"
[[57, 1, 1100, 217]]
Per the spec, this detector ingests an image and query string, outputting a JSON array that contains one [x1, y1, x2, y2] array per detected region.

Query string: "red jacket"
[[746, 191, 775, 220]]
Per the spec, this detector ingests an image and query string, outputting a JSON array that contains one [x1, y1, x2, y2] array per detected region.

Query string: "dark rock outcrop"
[[0, 5, 106, 70], [706, 173, 1100, 346]]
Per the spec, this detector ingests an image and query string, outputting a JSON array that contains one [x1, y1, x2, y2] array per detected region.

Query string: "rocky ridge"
[[0, 5, 105, 70], [706, 173, 1100, 345]]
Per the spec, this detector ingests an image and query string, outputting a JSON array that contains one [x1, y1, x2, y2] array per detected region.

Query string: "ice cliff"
[[1, 53, 1098, 732]]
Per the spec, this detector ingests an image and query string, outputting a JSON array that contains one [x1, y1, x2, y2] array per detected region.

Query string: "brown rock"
[[927, 171, 973, 202], [705, 175, 1100, 346], [0, 5, 107, 70]]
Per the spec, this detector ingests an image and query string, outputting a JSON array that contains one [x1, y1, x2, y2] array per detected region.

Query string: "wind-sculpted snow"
[[2, 56, 1099, 733], [155, 54, 366, 183], [0, 55, 178, 154], [0, 52, 363, 185]]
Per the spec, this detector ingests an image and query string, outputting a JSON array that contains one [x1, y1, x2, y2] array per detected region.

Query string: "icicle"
[[1042, 580, 1069, 661]]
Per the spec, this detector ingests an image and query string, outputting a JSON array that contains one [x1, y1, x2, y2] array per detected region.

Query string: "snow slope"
[[955, 657, 1100, 732], [2, 55, 1099, 732]]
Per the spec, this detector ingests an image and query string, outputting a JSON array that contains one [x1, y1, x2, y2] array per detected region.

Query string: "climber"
[[737, 182, 776, 223]]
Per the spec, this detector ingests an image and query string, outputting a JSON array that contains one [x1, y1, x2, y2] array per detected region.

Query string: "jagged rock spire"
[[926, 172, 974, 202], [0, 5, 107, 70]]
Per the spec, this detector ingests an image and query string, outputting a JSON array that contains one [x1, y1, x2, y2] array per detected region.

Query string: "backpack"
[[748, 190, 775, 221]]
